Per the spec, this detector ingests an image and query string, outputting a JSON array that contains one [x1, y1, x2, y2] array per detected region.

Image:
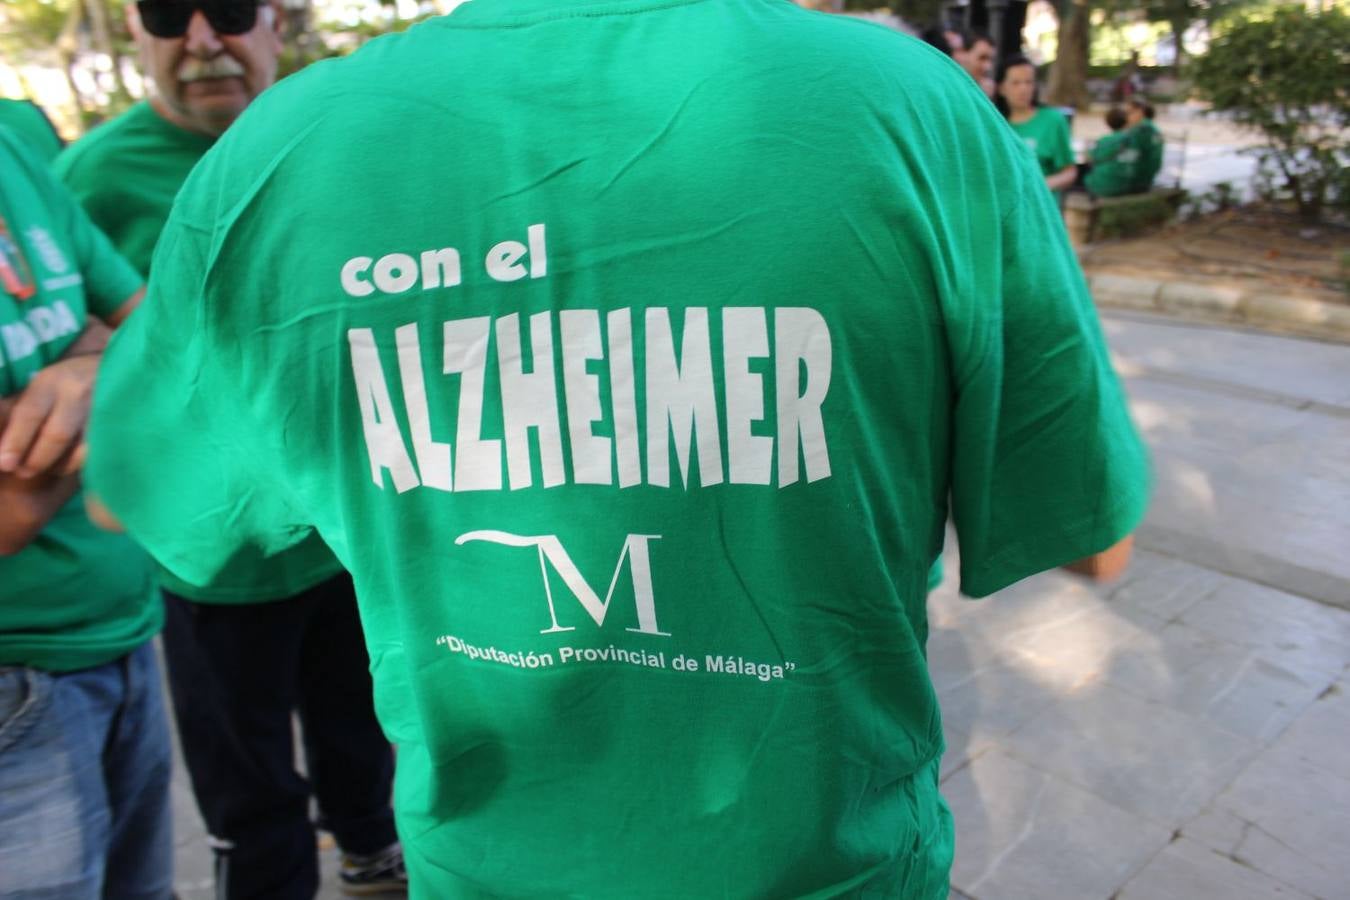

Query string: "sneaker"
[[338, 843, 408, 896]]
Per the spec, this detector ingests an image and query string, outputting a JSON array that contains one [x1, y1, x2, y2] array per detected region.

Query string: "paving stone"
[[1243, 294, 1350, 343], [937, 659, 1066, 741], [1178, 579, 1350, 679], [1185, 737, 1350, 900], [1116, 837, 1314, 900], [1002, 681, 1261, 826], [1090, 273, 1161, 311], [927, 621, 1009, 692], [1123, 376, 1350, 607], [997, 604, 1154, 691], [1158, 282, 1245, 318], [1260, 681, 1350, 783], [931, 570, 1109, 641], [1182, 806, 1252, 858], [944, 750, 1171, 900], [939, 723, 992, 783], [1101, 551, 1224, 622], [1101, 621, 1331, 743], [1100, 313, 1350, 411]]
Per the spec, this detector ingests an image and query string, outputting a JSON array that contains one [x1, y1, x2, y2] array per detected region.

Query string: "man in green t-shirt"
[[56, 2, 403, 895], [0, 127, 171, 898], [87, 2, 1150, 896]]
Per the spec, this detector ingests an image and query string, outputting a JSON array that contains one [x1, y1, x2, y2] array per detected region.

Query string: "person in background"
[[0, 126, 170, 900], [53, 0, 404, 894], [922, 25, 996, 97], [1110, 50, 1143, 104], [995, 54, 1077, 193], [1126, 97, 1165, 192], [1083, 106, 1142, 197], [0, 97, 64, 163]]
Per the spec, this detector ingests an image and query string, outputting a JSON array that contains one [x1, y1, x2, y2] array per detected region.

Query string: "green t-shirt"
[[55, 101, 343, 603], [1009, 105, 1074, 179], [53, 102, 213, 276], [0, 99, 64, 164], [0, 127, 160, 673], [1084, 129, 1141, 198], [1131, 120, 1165, 192], [88, 2, 1149, 895]]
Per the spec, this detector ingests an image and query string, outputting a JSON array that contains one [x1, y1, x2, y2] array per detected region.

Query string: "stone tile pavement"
[[932, 552, 1350, 900], [937, 311, 1350, 900]]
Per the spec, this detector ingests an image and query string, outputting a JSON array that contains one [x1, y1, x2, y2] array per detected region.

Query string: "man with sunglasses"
[[55, 0, 285, 273], [54, 2, 405, 897]]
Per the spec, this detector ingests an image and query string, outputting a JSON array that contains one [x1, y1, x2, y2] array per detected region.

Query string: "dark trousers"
[[161, 574, 396, 900]]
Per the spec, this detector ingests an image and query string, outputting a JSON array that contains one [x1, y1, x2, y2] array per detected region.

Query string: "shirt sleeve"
[[85, 204, 311, 590], [22, 139, 144, 318], [947, 158, 1150, 597]]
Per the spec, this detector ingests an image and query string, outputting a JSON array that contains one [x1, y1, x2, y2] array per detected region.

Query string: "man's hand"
[[0, 351, 101, 478], [0, 398, 81, 554], [84, 492, 125, 533], [1063, 535, 1134, 582]]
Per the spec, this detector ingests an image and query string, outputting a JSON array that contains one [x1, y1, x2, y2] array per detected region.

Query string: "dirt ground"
[[1080, 203, 1350, 304]]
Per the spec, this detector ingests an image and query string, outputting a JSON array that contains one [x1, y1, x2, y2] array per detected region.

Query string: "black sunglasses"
[[135, 0, 264, 38]]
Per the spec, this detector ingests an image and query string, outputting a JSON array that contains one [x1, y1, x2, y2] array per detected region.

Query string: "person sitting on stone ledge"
[[1082, 106, 1143, 198]]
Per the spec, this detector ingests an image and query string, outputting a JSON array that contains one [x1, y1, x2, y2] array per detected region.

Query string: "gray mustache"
[[179, 56, 245, 82]]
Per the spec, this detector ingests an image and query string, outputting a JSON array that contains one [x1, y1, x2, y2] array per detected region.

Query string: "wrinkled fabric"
[[88, 0, 1148, 895], [0, 129, 159, 673]]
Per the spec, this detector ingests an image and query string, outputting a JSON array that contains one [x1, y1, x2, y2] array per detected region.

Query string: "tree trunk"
[[1169, 17, 1187, 72], [1045, 0, 1091, 108], [83, 0, 131, 104], [57, 0, 90, 129]]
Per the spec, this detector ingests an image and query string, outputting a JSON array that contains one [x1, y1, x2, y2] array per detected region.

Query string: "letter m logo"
[[454, 531, 670, 637]]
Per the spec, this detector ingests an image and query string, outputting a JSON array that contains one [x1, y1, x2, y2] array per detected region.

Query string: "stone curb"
[[1086, 271, 1350, 343]]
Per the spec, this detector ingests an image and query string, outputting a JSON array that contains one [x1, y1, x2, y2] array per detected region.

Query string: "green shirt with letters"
[[88, 1, 1149, 895], [56, 100, 342, 603], [0, 127, 160, 673]]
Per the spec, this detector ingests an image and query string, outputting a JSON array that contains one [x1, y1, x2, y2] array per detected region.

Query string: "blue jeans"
[[0, 641, 173, 899]]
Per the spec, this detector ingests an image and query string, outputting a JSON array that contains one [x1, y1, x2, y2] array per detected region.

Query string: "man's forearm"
[[0, 471, 80, 555], [61, 316, 113, 358]]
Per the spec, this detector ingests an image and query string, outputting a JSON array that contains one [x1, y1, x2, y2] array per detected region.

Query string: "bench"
[[1063, 126, 1189, 246], [1064, 187, 1188, 246]]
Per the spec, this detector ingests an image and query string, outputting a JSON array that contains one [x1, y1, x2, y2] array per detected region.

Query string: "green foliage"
[[1097, 190, 1185, 238], [1190, 5, 1350, 222], [0, 0, 69, 58], [1180, 181, 1236, 220]]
